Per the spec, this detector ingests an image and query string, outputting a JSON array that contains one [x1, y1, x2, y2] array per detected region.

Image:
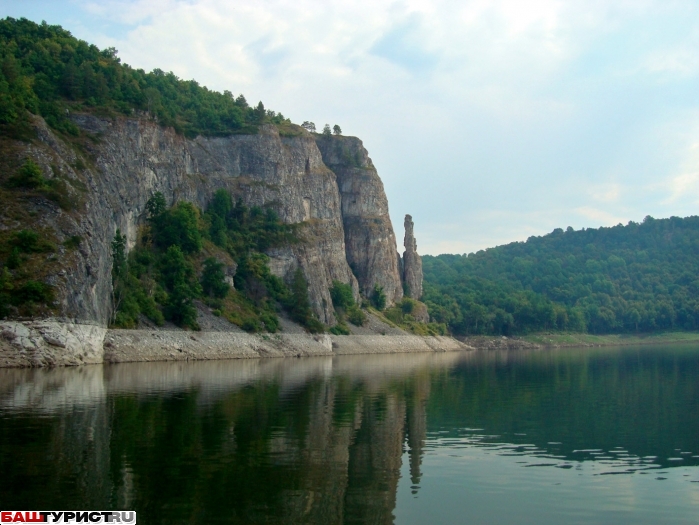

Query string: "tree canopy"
[[0, 17, 289, 138], [423, 216, 699, 335]]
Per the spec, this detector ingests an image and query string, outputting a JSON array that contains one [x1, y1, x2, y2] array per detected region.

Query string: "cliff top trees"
[[0, 17, 290, 138], [301, 121, 316, 132], [301, 121, 343, 137]]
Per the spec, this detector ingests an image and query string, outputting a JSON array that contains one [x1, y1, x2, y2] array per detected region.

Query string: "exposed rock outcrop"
[[91, 119, 362, 325], [102, 331, 466, 363], [409, 301, 430, 324], [0, 321, 106, 367], [401, 215, 423, 300], [315, 136, 404, 305], [3, 115, 378, 324], [7, 116, 413, 326]]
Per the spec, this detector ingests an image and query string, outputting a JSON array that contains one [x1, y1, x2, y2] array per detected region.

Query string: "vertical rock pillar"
[[402, 215, 423, 300]]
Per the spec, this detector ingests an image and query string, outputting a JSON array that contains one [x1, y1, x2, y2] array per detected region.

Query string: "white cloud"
[[36, 0, 697, 252], [590, 182, 622, 203], [574, 206, 628, 226], [645, 48, 699, 77], [81, 0, 183, 25]]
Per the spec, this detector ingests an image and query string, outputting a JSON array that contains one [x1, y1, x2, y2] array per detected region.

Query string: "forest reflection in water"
[[1, 345, 698, 524]]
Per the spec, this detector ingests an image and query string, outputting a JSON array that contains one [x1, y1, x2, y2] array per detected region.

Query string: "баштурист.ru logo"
[[0, 512, 136, 523]]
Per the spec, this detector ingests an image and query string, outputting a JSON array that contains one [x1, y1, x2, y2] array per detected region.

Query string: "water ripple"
[[425, 428, 699, 476]]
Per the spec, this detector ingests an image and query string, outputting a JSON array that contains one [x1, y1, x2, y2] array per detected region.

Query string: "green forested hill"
[[423, 216, 699, 335], [0, 17, 288, 139]]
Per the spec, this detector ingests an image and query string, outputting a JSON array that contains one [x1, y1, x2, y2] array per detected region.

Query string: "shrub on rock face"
[[330, 281, 354, 310], [260, 312, 279, 332], [371, 284, 386, 311], [7, 248, 21, 269], [383, 307, 403, 325], [164, 282, 200, 330], [151, 201, 202, 254], [201, 258, 230, 299], [347, 307, 367, 326], [7, 160, 45, 189], [160, 246, 201, 330], [401, 297, 417, 314], [0, 268, 13, 318], [330, 280, 366, 327], [12, 280, 54, 305], [285, 268, 324, 334], [12, 230, 53, 253], [63, 235, 82, 250], [241, 318, 262, 333], [146, 192, 167, 219], [329, 323, 350, 335]]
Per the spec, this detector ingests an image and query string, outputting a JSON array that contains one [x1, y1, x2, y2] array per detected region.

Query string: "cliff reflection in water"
[[0, 353, 449, 524], [1, 346, 699, 524]]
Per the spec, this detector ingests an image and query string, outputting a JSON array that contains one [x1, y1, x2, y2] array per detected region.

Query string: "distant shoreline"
[[3, 319, 698, 369], [461, 331, 699, 350]]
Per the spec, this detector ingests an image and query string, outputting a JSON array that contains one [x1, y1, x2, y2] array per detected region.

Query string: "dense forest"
[[111, 190, 326, 333], [423, 216, 699, 336], [0, 17, 289, 139]]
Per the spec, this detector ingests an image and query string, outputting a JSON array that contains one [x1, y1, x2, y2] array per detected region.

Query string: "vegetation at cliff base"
[[329, 280, 366, 334], [424, 215, 699, 336], [0, 227, 58, 318], [378, 297, 447, 336], [370, 284, 386, 310], [0, 17, 289, 139], [111, 191, 324, 333]]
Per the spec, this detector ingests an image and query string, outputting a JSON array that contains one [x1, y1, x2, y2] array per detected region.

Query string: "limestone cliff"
[[401, 214, 423, 300], [314, 136, 403, 305], [1, 115, 405, 327]]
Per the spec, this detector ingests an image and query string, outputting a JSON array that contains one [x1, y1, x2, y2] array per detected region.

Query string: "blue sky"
[[2, 0, 699, 255]]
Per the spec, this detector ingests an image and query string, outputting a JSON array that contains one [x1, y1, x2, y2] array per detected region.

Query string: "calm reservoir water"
[[1, 345, 698, 524]]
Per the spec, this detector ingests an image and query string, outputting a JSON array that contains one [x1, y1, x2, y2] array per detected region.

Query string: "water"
[[1, 345, 698, 524]]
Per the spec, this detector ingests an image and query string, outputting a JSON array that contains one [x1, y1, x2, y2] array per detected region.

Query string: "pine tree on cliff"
[[286, 268, 324, 333]]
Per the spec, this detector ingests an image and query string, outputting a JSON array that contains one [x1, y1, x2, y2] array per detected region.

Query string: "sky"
[[2, 0, 699, 255]]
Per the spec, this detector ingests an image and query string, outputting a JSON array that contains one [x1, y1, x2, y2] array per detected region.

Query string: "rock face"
[[3, 115, 406, 326], [0, 321, 106, 367], [401, 215, 423, 300], [315, 136, 403, 305]]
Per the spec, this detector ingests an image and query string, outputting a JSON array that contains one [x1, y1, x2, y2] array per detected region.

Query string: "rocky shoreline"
[[0, 320, 469, 368], [104, 330, 467, 363], [6, 319, 696, 369], [0, 321, 106, 368]]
